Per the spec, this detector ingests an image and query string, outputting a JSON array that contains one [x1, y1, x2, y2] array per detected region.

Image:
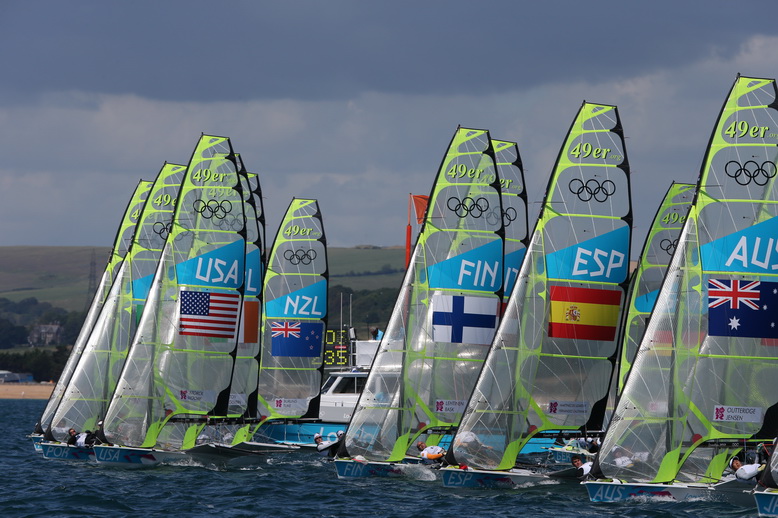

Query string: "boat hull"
[[334, 458, 432, 479], [440, 467, 549, 488], [256, 421, 347, 446], [40, 442, 94, 461], [584, 479, 754, 506], [29, 434, 43, 453], [93, 444, 185, 468], [755, 489, 778, 517]]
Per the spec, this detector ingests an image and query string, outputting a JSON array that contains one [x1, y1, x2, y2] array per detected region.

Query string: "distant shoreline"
[[0, 383, 53, 400]]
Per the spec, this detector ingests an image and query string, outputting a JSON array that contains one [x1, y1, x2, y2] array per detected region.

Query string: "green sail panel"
[[103, 135, 249, 450], [595, 75, 778, 485], [343, 127, 504, 462], [254, 198, 327, 423], [492, 140, 529, 303], [449, 103, 632, 471], [49, 164, 187, 441], [36, 180, 153, 438]]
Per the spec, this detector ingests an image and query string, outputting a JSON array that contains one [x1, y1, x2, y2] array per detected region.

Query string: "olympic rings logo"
[[660, 238, 678, 256], [447, 196, 489, 218], [215, 214, 243, 231], [284, 248, 317, 265], [193, 199, 233, 219], [725, 160, 776, 186], [487, 206, 518, 227], [568, 178, 616, 203], [152, 221, 173, 240]]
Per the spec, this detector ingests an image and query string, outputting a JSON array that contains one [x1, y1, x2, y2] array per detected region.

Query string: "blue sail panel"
[[427, 239, 503, 291], [175, 239, 245, 288], [546, 226, 629, 283], [265, 279, 327, 319], [700, 216, 778, 274]]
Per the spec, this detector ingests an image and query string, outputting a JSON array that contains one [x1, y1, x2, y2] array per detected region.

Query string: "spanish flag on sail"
[[548, 286, 622, 341]]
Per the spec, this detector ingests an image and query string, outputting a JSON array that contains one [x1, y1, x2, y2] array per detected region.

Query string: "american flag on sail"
[[180, 290, 240, 338]]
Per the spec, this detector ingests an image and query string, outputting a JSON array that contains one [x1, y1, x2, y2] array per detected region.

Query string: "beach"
[[0, 383, 53, 399]]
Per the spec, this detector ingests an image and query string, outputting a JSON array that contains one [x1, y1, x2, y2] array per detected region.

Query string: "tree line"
[[0, 284, 399, 382]]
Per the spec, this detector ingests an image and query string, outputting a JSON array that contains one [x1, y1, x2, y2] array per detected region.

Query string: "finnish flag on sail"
[[431, 294, 498, 345]]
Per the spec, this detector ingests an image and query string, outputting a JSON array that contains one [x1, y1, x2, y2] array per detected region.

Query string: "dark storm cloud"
[[0, 0, 770, 104]]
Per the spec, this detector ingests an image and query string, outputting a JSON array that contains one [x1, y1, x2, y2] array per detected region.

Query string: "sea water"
[[2, 399, 757, 518]]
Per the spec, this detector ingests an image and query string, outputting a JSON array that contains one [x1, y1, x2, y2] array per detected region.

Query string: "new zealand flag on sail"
[[708, 279, 778, 339]]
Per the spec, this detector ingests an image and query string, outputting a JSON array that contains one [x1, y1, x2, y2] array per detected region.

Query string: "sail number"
[[570, 143, 614, 160], [724, 121, 769, 139], [285, 225, 313, 236], [192, 169, 228, 183], [153, 193, 176, 207]]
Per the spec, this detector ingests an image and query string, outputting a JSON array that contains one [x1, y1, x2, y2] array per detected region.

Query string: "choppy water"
[[2, 399, 759, 517]]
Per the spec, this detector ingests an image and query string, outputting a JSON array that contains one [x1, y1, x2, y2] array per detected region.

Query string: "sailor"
[[66, 428, 78, 446], [416, 441, 445, 463], [729, 456, 764, 484], [571, 455, 593, 480], [314, 432, 343, 458]]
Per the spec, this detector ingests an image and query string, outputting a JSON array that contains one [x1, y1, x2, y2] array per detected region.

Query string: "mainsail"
[[593, 75, 778, 485], [614, 182, 694, 395], [47, 164, 188, 441], [492, 140, 529, 306], [253, 198, 327, 428], [342, 127, 504, 462], [446, 103, 632, 472], [36, 180, 153, 439], [103, 135, 250, 450]]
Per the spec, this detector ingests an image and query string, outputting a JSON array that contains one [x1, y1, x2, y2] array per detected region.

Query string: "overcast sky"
[[2, 1, 778, 256]]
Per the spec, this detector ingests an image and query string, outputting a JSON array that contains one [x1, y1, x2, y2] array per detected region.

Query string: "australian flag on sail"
[[270, 321, 324, 357], [708, 279, 778, 339]]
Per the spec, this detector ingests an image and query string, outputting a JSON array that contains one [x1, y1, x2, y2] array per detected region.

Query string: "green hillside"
[[0, 246, 407, 312]]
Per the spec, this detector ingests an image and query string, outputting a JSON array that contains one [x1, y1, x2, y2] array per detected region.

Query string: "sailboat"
[[543, 181, 694, 468], [40, 164, 188, 463], [94, 134, 256, 467], [440, 102, 633, 488], [334, 126, 505, 478], [242, 198, 330, 447], [584, 75, 778, 506], [33, 180, 153, 458]]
